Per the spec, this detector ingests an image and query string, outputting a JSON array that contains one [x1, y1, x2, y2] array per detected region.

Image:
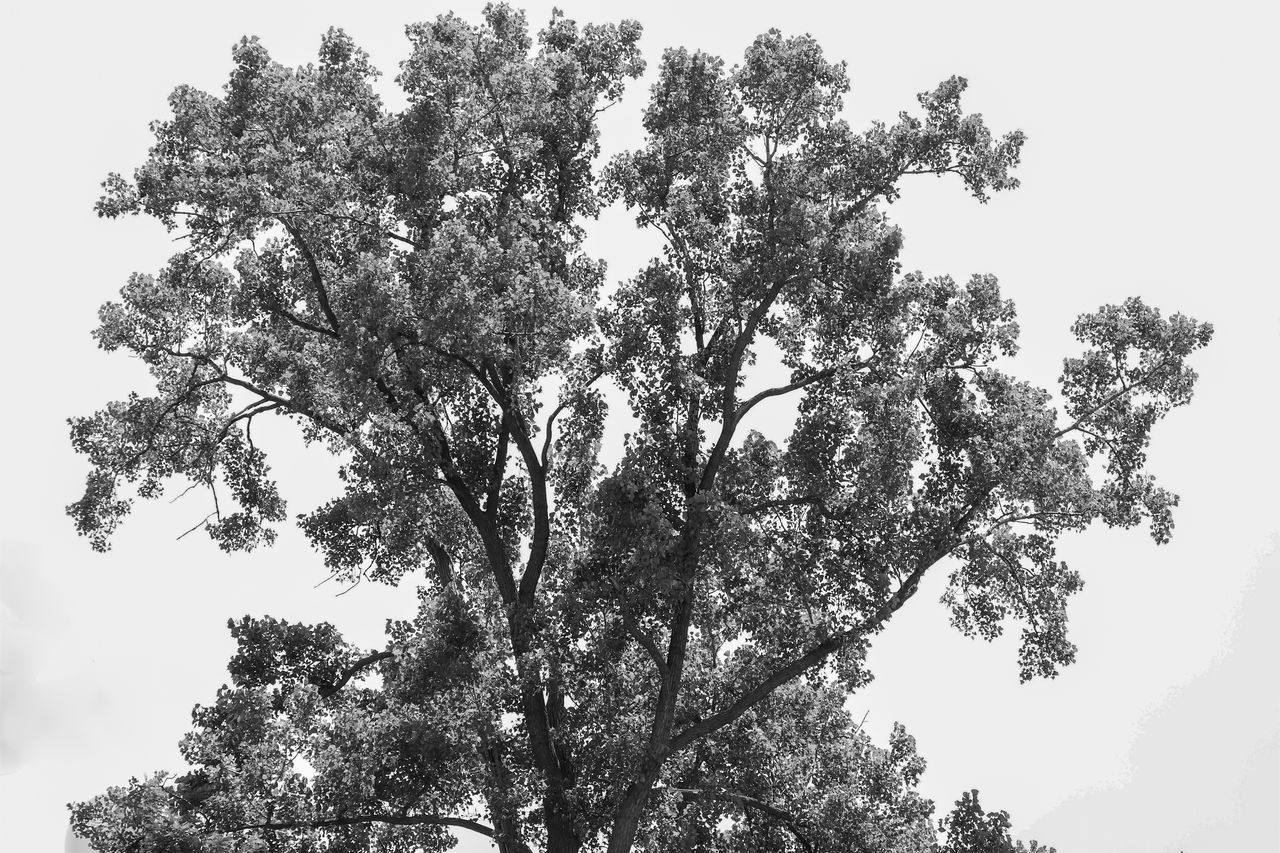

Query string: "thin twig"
[[176, 512, 216, 541]]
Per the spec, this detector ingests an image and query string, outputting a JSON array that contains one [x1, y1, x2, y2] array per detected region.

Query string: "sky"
[[1, 1, 1277, 851]]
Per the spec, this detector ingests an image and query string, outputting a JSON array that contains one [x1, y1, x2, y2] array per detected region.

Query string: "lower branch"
[[227, 812, 494, 838]]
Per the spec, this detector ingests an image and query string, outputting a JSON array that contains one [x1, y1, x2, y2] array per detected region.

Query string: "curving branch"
[[735, 371, 829, 419], [664, 787, 814, 852], [317, 650, 396, 698], [151, 346, 366, 452], [540, 367, 605, 470], [278, 218, 342, 336], [615, 583, 668, 678], [699, 275, 797, 492], [733, 361, 852, 422]]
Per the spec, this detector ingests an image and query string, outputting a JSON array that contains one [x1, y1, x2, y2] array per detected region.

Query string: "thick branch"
[[734, 364, 841, 421], [317, 650, 395, 698], [507, 410, 551, 607], [278, 218, 342, 335], [487, 420, 511, 517], [663, 539, 953, 759], [424, 536, 455, 588], [432, 421, 517, 605], [424, 375, 567, 821], [700, 276, 795, 492], [495, 408, 573, 807], [227, 812, 494, 838]]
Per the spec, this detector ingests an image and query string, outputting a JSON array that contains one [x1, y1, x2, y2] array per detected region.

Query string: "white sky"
[[1, 2, 1277, 851]]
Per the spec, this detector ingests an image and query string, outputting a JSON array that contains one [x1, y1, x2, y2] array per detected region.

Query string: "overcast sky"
[[1, 2, 1277, 851]]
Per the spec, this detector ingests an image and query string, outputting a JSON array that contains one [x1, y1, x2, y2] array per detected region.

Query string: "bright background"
[[1, 2, 1277, 851]]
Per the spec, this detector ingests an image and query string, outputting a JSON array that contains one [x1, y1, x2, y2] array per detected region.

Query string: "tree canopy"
[[67, 6, 1210, 852]]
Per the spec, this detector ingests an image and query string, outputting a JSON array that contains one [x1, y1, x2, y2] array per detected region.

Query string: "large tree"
[[66, 6, 1209, 853]]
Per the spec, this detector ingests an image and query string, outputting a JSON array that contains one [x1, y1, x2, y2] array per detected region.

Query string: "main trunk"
[[605, 777, 657, 853], [546, 809, 580, 853]]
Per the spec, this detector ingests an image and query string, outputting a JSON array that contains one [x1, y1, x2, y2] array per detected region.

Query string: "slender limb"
[[975, 538, 1041, 630], [541, 400, 570, 470], [224, 401, 282, 430], [1056, 358, 1172, 438], [616, 584, 668, 678], [540, 367, 605, 470], [735, 495, 824, 516], [274, 204, 420, 249], [175, 512, 217, 541]]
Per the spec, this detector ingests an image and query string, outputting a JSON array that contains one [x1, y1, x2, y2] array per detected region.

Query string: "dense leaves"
[[68, 6, 1209, 852], [936, 791, 1055, 853]]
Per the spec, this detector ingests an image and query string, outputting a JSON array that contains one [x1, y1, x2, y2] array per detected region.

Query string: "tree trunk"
[[546, 808, 581, 853], [605, 776, 658, 853]]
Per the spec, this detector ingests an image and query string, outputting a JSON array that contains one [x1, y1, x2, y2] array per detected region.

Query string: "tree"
[[66, 6, 1211, 852]]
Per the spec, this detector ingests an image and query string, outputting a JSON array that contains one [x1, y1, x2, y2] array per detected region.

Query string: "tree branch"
[[1056, 358, 1172, 439], [227, 812, 494, 838], [487, 419, 511, 518], [733, 358, 864, 422], [540, 367, 605, 470], [700, 276, 795, 492], [663, 537, 955, 759], [276, 204, 420, 249], [616, 585, 668, 678], [735, 495, 824, 516], [278, 218, 342, 335], [506, 410, 551, 607], [664, 787, 814, 853], [317, 650, 395, 698]]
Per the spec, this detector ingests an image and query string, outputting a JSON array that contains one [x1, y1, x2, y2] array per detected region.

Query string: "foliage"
[[67, 5, 1210, 852], [935, 791, 1055, 853]]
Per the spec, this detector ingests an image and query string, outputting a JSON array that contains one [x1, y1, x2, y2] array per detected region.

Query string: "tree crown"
[[68, 6, 1209, 852]]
